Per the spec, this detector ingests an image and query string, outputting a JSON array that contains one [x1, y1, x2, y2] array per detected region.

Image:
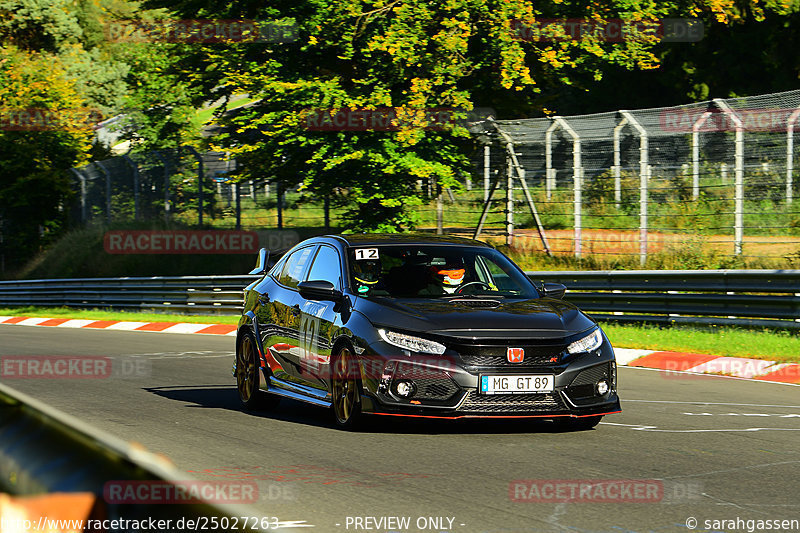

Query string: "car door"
[[257, 244, 316, 382], [296, 244, 344, 390]]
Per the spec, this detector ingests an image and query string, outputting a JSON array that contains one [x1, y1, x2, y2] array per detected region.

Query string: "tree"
[[0, 46, 94, 269], [139, 0, 775, 231]]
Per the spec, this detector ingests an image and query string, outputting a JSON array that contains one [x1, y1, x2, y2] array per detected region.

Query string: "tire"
[[236, 330, 280, 411], [553, 415, 603, 431], [330, 345, 363, 430]]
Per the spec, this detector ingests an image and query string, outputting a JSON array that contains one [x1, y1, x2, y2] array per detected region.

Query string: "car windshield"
[[347, 245, 538, 299]]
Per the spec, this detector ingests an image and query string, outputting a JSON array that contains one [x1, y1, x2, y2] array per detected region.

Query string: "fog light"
[[395, 381, 416, 397], [596, 380, 609, 395]]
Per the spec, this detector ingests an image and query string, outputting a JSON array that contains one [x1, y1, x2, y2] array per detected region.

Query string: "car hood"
[[353, 297, 596, 340]]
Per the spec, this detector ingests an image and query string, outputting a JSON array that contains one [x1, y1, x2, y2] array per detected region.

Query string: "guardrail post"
[[692, 109, 713, 200], [95, 160, 112, 224], [787, 109, 800, 205], [714, 99, 744, 255]]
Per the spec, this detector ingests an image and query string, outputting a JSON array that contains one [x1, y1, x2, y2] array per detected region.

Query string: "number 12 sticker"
[[355, 248, 379, 260]]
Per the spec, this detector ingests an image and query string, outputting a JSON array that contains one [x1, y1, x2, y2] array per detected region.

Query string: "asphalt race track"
[[2, 324, 799, 532]]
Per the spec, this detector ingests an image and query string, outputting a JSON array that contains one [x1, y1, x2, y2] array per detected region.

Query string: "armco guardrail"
[[529, 269, 800, 329], [0, 270, 798, 328], [0, 275, 257, 315], [0, 382, 262, 529]]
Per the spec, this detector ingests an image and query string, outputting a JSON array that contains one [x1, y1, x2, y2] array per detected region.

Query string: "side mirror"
[[298, 280, 343, 302], [249, 248, 269, 275], [541, 282, 567, 300]]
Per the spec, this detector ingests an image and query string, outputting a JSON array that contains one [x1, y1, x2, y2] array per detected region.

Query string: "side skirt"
[[265, 375, 332, 408]]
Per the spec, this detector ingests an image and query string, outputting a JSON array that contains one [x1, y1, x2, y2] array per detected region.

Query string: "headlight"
[[567, 329, 603, 354], [378, 329, 446, 355]]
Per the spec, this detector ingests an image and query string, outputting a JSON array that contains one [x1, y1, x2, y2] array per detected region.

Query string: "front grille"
[[449, 338, 567, 368], [458, 391, 565, 413]]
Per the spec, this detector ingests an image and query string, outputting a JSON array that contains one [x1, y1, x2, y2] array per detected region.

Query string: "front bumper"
[[357, 338, 621, 419]]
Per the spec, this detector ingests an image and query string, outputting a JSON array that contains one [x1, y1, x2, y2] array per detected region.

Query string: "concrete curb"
[[615, 348, 800, 384], [0, 316, 237, 336]]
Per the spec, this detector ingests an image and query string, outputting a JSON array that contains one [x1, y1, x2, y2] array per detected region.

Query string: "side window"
[[305, 245, 342, 289], [479, 256, 516, 291], [277, 246, 315, 289]]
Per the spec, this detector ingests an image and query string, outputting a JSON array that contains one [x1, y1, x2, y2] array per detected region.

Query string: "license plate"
[[479, 374, 554, 395]]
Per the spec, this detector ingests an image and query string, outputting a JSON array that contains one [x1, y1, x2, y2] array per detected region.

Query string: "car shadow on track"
[[144, 385, 595, 435]]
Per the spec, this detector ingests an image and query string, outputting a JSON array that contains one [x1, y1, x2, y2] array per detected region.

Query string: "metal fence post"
[[787, 109, 800, 205], [324, 195, 330, 231], [182, 147, 205, 227], [505, 154, 513, 245], [235, 181, 241, 230], [153, 151, 171, 222], [437, 189, 444, 235], [70, 168, 88, 223], [545, 121, 558, 200], [122, 155, 140, 220], [692, 109, 713, 200], [714, 99, 744, 255], [95, 161, 112, 224], [483, 145, 490, 202], [555, 117, 581, 258], [620, 111, 648, 266], [613, 115, 628, 209], [277, 182, 283, 229]]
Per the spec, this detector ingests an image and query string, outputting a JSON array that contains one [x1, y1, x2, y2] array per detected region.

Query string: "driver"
[[352, 259, 382, 294], [428, 263, 466, 294]]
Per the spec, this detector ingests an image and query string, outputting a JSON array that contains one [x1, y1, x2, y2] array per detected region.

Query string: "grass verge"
[[1, 307, 798, 363], [601, 322, 800, 363]]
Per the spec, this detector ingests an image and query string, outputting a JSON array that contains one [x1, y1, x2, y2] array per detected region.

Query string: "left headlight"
[[567, 329, 603, 354], [378, 329, 446, 355]]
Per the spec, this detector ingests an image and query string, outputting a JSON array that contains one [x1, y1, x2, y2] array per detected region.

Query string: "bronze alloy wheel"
[[331, 346, 362, 429], [236, 330, 279, 411]]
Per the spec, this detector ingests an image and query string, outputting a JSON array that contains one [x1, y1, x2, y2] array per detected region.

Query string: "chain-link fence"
[[474, 88, 800, 267], [68, 88, 800, 267]]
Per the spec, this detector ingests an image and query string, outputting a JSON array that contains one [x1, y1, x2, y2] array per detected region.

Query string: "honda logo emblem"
[[507, 347, 525, 363]]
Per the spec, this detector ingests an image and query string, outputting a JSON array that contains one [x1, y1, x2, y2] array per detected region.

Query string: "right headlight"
[[378, 329, 446, 355], [567, 329, 603, 354]]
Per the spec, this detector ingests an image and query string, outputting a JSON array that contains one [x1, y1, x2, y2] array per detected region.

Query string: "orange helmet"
[[431, 265, 466, 287]]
